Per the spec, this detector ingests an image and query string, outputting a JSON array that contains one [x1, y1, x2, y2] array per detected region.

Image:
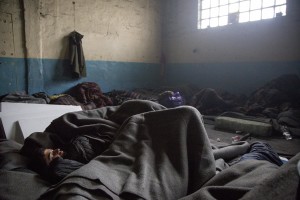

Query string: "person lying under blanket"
[[22, 112, 284, 185], [17, 100, 299, 200], [38, 141, 284, 184], [20, 100, 169, 183]]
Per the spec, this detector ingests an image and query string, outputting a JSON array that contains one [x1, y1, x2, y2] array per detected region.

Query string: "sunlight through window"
[[198, 0, 287, 29]]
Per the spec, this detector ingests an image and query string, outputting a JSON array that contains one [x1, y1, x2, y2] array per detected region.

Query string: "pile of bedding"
[[0, 100, 299, 200], [1, 74, 300, 138]]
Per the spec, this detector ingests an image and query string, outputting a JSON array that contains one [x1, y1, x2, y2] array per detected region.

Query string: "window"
[[198, 0, 287, 29]]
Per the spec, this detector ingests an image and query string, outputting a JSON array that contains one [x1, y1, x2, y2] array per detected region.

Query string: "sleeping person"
[[22, 131, 284, 185], [20, 100, 167, 183], [19, 99, 285, 197], [20, 134, 102, 183]]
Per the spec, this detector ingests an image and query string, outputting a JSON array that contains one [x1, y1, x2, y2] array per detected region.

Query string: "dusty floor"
[[205, 124, 300, 159]]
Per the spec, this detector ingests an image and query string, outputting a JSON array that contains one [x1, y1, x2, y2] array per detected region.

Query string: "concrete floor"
[[205, 124, 300, 159]]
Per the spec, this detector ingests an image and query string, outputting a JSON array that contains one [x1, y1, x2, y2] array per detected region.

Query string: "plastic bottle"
[[280, 125, 292, 140]]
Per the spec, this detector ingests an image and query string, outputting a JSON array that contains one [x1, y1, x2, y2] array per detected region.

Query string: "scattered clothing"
[[32, 92, 51, 103], [239, 142, 283, 166], [68, 82, 113, 108], [1, 91, 47, 104], [158, 91, 185, 108]]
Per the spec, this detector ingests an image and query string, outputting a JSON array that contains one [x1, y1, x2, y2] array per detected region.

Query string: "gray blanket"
[[41, 100, 215, 199], [0, 100, 299, 200]]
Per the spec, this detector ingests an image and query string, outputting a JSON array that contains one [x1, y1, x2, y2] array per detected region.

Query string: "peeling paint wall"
[[0, 0, 162, 95], [0, 0, 26, 94], [162, 0, 300, 94], [2, 0, 298, 96], [0, 0, 24, 58], [38, 0, 161, 62]]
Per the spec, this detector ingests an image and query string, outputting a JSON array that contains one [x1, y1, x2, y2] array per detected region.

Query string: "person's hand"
[[44, 148, 64, 165]]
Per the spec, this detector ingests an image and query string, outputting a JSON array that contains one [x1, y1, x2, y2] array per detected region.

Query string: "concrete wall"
[[162, 0, 300, 95], [1, 0, 299, 96], [0, 0, 26, 94], [0, 0, 162, 95]]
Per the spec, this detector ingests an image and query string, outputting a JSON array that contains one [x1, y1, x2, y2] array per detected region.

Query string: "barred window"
[[198, 0, 287, 29]]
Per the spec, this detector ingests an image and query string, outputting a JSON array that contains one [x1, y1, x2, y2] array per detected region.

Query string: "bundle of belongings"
[[157, 91, 185, 108], [0, 100, 299, 200], [0, 82, 113, 110], [52, 82, 113, 110], [0, 91, 49, 104]]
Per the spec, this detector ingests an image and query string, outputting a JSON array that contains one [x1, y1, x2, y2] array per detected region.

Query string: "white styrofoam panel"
[[0, 102, 81, 113], [17, 115, 65, 142], [0, 103, 82, 144]]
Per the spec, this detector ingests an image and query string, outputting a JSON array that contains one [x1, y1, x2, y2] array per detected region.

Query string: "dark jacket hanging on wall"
[[69, 31, 87, 78]]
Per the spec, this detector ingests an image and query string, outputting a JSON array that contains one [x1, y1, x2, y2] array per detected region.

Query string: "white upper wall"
[[39, 0, 162, 63], [1, 0, 162, 63], [3, 0, 299, 64], [163, 0, 300, 63]]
